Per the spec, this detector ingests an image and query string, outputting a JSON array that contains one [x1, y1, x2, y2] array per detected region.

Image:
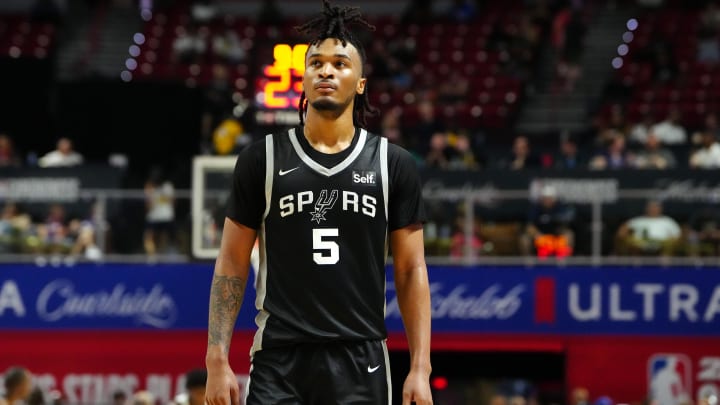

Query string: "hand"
[[205, 361, 241, 405], [401, 369, 433, 405]]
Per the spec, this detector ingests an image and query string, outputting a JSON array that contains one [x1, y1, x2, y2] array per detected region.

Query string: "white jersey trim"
[[251, 134, 274, 354], [380, 137, 389, 318], [382, 340, 392, 405], [288, 127, 368, 177]]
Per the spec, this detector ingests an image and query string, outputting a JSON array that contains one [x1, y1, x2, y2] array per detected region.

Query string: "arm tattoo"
[[208, 274, 246, 353]]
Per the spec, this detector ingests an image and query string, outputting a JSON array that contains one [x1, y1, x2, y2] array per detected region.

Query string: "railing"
[[2, 187, 720, 267]]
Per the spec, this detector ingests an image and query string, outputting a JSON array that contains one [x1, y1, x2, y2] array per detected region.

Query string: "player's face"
[[303, 38, 366, 114]]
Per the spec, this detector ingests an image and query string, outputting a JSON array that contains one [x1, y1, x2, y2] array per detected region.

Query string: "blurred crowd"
[[2, 0, 720, 260], [0, 366, 207, 405]]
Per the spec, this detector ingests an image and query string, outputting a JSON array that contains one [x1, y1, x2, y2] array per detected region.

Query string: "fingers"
[[403, 389, 434, 405], [206, 392, 231, 405], [230, 383, 241, 405], [402, 390, 412, 405]]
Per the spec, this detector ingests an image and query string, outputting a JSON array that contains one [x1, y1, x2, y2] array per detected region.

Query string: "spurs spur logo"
[[310, 189, 338, 223]]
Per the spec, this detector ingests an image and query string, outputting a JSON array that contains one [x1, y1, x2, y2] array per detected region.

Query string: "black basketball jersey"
[[226, 126, 426, 355]]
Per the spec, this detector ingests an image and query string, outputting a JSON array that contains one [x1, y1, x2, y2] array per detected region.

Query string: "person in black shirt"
[[204, 1, 433, 404], [520, 185, 576, 257]]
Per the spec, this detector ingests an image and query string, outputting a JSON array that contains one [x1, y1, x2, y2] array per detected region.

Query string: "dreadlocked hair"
[[295, 0, 378, 127]]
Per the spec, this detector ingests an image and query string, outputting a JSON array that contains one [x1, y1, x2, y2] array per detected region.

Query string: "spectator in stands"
[[211, 28, 246, 64], [190, 0, 217, 24], [686, 205, 720, 256], [447, 132, 481, 170], [689, 130, 720, 168], [381, 105, 405, 146], [692, 112, 720, 144], [38, 203, 71, 254], [554, 133, 584, 169], [410, 100, 446, 157], [425, 133, 450, 169], [0, 134, 21, 167], [131, 391, 155, 405], [201, 64, 235, 154], [651, 108, 687, 145], [632, 132, 677, 169], [26, 387, 45, 405], [143, 169, 176, 255], [615, 200, 681, 256], [520, 185, 576, 257], [68, 214, 102, 260], [571, 387, 590, 405], [172, 24, 207, 64], [629, 113, 656, 144], [589, 133, 633, 170], [490, 394, 510, 405], [1, 367, 33, 405], [38, 137, 84, 167], [605, 104, 630, 135], [449, 211, 483, 259], [507, 135, 541, 170], [111, 390, 127, 405], [0, 202, 32, 254], [173, 369, 207, 405], [555, 7, 586, 92]]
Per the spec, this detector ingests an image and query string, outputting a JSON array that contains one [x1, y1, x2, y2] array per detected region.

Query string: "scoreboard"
[[254, 43, 309, 126]]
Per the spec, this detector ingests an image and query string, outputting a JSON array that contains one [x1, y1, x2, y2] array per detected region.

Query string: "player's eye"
[[335, 61, 346, 68]]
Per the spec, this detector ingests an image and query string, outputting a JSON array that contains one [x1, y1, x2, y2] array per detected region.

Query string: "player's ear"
[[356, 77, 366, 95]]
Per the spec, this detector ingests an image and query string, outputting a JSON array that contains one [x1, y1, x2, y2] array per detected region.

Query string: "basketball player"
[[204, 1, 432, 404]]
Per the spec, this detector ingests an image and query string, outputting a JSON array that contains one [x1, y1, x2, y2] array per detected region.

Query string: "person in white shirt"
[[615, 200, 682, 256], [38, 137, 84, 167], [650, 109, 687, 145], [143, 170, 175, 255], [690, 131, 720, 169]]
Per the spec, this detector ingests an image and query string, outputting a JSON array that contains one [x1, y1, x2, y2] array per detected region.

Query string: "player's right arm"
[[205, 218, 257, 405]]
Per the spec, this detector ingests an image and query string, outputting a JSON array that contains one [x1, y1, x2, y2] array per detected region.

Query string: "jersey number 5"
[[313, 228, 339, 265]]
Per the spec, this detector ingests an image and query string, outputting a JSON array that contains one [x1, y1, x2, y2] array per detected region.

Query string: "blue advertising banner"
[[1, 264, 719, 334]]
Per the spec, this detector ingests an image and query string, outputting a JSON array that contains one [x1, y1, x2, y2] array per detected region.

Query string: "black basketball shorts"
[[245, 339, 391, 405]]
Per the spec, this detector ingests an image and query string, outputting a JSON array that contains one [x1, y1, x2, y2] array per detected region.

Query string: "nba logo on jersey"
[[648, 354, 692, 405]]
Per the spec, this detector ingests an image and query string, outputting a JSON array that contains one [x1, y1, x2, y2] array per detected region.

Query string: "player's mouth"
[[315, 82, 337, 93]]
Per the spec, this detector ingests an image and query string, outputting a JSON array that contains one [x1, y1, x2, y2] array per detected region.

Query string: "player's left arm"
[[391, 224, 433, 405]]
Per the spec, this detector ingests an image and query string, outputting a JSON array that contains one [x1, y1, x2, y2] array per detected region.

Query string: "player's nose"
[[318, 62, 334, 77]]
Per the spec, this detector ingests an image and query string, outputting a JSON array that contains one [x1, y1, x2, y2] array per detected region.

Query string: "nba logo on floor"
[[648, 354, 692, 405]]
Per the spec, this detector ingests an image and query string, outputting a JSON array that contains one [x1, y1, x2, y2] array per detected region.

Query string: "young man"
[[204, 1, 432, 404]]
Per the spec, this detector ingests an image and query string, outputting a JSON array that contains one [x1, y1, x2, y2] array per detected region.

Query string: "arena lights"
[[139, 0, 152, 21], [612, 18, 639, 69], [125, 58, 137, 71], [121, 32, 147, 81], [617, 44, 629, 56], [627, 18, 638, 31]]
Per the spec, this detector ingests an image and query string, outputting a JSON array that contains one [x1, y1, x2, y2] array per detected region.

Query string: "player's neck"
[[303, 111, 356, 154]]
